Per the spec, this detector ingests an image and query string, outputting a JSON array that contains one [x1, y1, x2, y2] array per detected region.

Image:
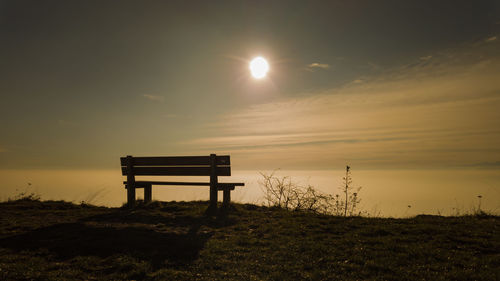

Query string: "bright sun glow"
[[249, 57, 269, 79]]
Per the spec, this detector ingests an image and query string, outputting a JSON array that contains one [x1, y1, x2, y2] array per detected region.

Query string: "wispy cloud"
[[305, 62, 330, 72], [485, 36, 497, 42], [469, 161, 500, 167], [187, 40, 500, 169], [142, 94, 165, 102]]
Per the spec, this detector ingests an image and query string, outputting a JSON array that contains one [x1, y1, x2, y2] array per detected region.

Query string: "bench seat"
[[123, 181, 244, 189]]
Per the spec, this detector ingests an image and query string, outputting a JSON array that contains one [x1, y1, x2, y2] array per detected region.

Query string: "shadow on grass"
[[0, 209, 222, 268], [81, 209, 236, 229]]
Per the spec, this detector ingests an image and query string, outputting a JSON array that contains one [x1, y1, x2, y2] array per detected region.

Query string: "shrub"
[[259, 166, 362, 216], [8, 183, 41, 202]]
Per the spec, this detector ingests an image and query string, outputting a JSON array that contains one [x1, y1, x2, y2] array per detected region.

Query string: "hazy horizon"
[[1, 168, 499, 217]]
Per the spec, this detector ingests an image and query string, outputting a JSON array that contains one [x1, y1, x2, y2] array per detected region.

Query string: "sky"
[[1, 0, 500, 170]]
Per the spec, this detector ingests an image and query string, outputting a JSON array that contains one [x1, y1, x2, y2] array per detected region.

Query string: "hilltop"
[[0, 199, 498, 280]]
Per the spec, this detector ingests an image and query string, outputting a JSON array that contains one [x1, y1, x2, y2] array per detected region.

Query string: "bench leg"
[[126, 156, 136, 207], [222, 188, 231, 208], [209, 185, 218, 210], [144, 184, 152, 203], [127, 185, 136, 206], [208, 154, 218, 213]]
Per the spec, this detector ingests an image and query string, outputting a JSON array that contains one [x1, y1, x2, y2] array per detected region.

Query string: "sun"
[[249, 57, 269, 79]]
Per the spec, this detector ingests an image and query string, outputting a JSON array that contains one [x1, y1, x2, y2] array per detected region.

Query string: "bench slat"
[[130, 181, 209, 186], [124, 181, 242, 191], [124, 181, 245, 187], [121, 166, 231, 176], [120, 155, 230, 166]]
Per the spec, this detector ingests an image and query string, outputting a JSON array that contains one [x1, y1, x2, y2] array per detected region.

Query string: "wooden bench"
[[120, 154, 244, 210]]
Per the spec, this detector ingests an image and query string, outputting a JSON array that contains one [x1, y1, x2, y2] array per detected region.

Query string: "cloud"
[[469, 161, 500, 167], [187, 40, 500, 169], [419, 55, 432, 61], [305, 62, 330, 72], [142, 94, 165, 102], [485, 36, 497, 42]]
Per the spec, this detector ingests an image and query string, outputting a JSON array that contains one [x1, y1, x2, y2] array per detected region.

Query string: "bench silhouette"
[[120, 154, 244, 210]]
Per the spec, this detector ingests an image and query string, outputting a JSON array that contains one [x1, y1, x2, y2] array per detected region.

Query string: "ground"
[[0, 199, 498, 280]]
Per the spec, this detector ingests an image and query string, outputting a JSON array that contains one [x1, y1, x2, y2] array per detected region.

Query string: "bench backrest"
[[120, 155, 231, 176]]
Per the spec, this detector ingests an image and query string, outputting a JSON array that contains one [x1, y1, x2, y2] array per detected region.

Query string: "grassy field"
[[0, 199, 498, 280]]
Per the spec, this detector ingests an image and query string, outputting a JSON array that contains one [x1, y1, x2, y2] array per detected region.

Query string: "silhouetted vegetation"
[[7, 183, 41, 202], [338, 165, 362, 216], [0, 198, 498, 280], [259, 170, 333, 213], [260, 166, 362, 216]]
